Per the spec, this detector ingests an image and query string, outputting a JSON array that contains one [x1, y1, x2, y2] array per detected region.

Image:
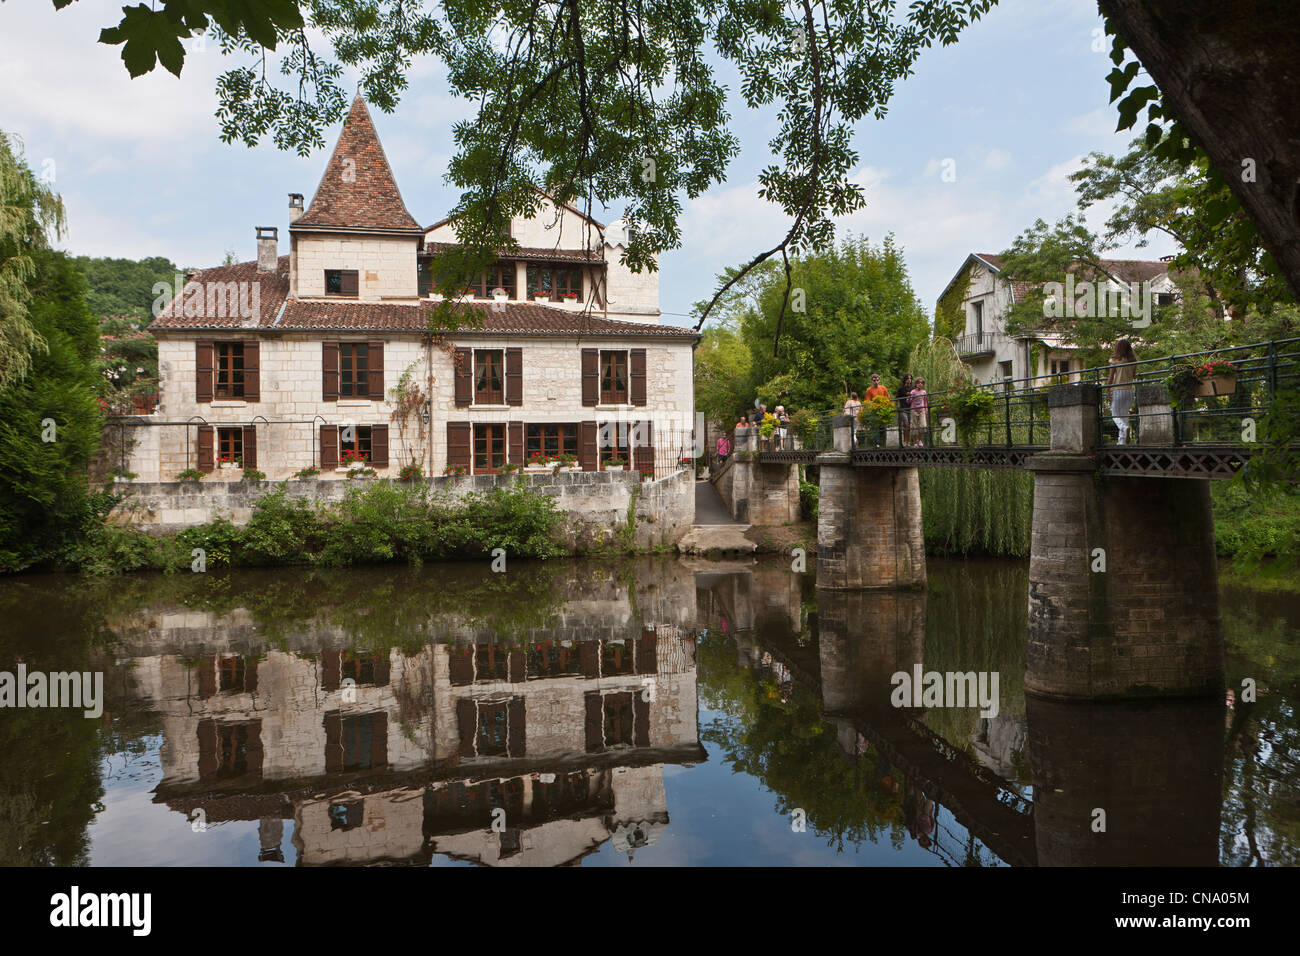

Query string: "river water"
[[0, 557, 1294, 866]]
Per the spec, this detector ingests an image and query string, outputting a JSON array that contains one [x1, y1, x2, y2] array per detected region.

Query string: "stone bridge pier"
[[816, 415, 926, 590], [1025, 385, 1223, 700], [727, 424, 800, 524]]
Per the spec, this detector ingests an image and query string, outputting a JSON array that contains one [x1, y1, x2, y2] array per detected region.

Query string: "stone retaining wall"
[[107, 468, 694, 552]]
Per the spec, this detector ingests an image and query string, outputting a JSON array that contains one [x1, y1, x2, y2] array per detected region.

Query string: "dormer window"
[[325, 269, 359, 297]]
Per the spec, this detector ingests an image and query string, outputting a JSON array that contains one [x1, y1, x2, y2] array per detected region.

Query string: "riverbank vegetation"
[[70, 482, 571, 575]]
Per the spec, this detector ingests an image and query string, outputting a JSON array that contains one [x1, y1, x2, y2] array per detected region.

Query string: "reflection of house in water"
[[110, 568, 703, 866]]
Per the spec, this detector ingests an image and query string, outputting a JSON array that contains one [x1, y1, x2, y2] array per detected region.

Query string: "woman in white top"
[[1107, 339, 1138, 444]]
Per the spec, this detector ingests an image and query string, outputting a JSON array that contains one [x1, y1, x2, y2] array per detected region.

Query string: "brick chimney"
[[256, 226, 278, 273], [288, 193, 304, 224]]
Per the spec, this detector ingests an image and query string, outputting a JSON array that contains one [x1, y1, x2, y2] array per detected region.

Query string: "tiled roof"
[[292, 97, 422, 234], [149, 257, 691, 338], [424, 241, 605, 263], [148, 256, 290, 330], [975, 252, 1173, 302]]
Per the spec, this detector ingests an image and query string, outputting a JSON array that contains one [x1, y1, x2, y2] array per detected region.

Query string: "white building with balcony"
[[938, 252, 1180, 384]]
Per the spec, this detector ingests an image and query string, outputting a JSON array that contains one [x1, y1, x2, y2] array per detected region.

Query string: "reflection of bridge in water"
[[699, 566, 1223, 867]]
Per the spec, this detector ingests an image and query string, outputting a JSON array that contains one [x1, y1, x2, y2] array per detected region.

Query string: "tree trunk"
[[1097, 0, 1300, 302]]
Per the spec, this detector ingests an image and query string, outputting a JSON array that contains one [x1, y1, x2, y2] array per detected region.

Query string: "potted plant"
[[558, 453, 581, 473], [758, 412, 777, 449], [340, 448, 369, 468], [524, 451, 555, 473], [951, 384, 996, 444], [604, 457, 626, 472], [789, 408, 820, 449], [111, 470, 137, 484], [858, 395, 895, 446], [501, 461, 524, 476], [443, 463, 468, 477], [639, 464, 655, 480], [347, 465, 377, 480], [561, 290, 580, 302], [532, 288, 553, 302], [176, 468, 204, 482], [294, 466, 320, 480], [399, 462, 424, 481], [1193, 358, 1237, 397], [242, 467, 267, 482], [217, 453, 241, 472]]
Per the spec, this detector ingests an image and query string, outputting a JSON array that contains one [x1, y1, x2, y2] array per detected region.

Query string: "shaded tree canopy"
[[63, 0, 997, 336]]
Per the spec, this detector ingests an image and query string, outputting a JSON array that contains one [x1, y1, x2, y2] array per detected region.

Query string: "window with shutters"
[[341, 652, 378, 686], [216, 426, 244, 466], [474, 349, 504, 404], [599, 423, 631, 466], [526, 264, 582, 298], [218, 657, 246, 692], [340, 425, 372, 463], [473, 423, 506, 473], [472, 262, 516, 299], [214, 343, 245, 398], [329, 800, 365, 831], [600, 350, 629, 404], [340, 343, 370, 398], [476, 701, 510, 756], [526, 641, 583, 678], [217, 723, 253, 777], [340, 714, 380, 770], [601, 640, 635, 677], [325, 269, 359, 297], [474, 644, 509, 682], [525, 424, 578, 459]]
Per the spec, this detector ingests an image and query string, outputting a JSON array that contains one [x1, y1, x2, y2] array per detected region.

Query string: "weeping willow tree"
[[909, 339, 1034, 557]]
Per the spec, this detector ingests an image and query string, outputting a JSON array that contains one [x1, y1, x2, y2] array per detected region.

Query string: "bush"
[[798, 479, 820, 521]]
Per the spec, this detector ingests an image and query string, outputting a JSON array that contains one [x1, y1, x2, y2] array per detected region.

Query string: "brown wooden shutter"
[[323, 342, 340, 401], [449, 646, 474, 685], [634, 692, 650, 748], [321, 425, 339, 469], [369, 712, 388, 769], [373, 649, 391, 687], [197, 719, 218, 780], [196, 425, 215, 473], [633, 420, 653, 476], [196, 656, 216, 698], [581, 349, 599, 406], [580, 640, 600, 678], [324, 712, 342, 773], [244, 657, 259, 694], [453, 348, 473, 407], [245, 720, 265, 778], [508, 650, 525, 683], [630, 348, 647, 406], [196, 341, 214, 402], [456, 699, 478, 757], [505, 347, 523, 406], [322, 650, 341, 691], [242, 425, 257, 470], [507, 697, 526, 758], [340, 270, 359, 296], [636, 630, 657, 675], [370, 424, 389, 466], [580, 420, 598, 471], [508, 422, 523, 464], [584, 693, 604, 752], [367, 341, 384, 400], [243, 340, 260, 401], [447, 422, 471, 470]]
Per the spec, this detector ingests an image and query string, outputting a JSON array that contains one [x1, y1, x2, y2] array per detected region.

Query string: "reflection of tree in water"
[[696, 632, 907, 853], [1220, 600, 1300, 867], [0, 585, 106, 865]]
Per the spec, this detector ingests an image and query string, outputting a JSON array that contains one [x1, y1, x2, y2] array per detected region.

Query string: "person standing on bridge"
[[1108, 339, 1138, 444], [895, 373, 914, 446]]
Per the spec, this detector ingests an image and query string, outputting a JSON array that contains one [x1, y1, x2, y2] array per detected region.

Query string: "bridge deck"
[[758, 443, 1259, 478]]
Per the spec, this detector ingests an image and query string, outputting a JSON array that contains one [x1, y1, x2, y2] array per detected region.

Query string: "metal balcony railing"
[[954, 331, 1008, 356]]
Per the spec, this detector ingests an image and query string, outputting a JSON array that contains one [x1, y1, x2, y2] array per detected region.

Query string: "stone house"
[[938, 252, 1181, 385], [134, 96, 697, 480]]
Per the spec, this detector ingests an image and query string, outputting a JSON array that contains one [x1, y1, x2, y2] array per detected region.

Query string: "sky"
[[0, 0, 1178, 330]]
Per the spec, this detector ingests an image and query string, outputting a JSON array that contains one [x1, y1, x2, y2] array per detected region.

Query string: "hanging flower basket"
[[1193, 360, 1237, 397]]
